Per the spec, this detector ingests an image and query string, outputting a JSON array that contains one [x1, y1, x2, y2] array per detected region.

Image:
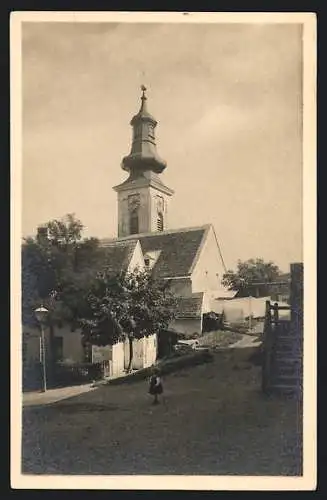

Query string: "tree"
[[80, 269, 177, 372], [222, 258, 282, 297], [22, 214, 108, 374]]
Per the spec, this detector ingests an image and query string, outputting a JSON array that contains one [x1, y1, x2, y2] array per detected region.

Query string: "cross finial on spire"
[[141, 84, 147, 100]]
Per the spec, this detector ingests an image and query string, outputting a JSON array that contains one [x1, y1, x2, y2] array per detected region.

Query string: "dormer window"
[[143, 250, 162, 270]]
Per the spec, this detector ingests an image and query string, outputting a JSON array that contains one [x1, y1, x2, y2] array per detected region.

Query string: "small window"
[[157, 212, 163, 232], [144, 258, 150, 267], [130, 211, 139, 235]]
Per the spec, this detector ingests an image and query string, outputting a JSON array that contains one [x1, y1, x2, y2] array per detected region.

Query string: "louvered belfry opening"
[[157, 212, 163, 232], [130, 211, 139, 235]]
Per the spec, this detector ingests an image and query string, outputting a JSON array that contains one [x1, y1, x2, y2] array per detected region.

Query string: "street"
[[22, 346, 302, 476]]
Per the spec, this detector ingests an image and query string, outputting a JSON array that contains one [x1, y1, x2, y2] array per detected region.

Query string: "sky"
[[21, 21, 303, 272]]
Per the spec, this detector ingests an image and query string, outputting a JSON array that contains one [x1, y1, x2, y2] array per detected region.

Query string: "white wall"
[[123, 334, 157, 370], [167, 277, 193, 297], [132, 337, 145, 370], [55, 326, 84, 363], [127, 240, 145, 272], [191, 226, 226, 294], [143, 334, 157, 368], [111, 341, 125, 376], [211, 296, 290, 323]]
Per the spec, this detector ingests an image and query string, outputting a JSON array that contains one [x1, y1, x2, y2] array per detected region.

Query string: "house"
[[22, 239, 155, 379]]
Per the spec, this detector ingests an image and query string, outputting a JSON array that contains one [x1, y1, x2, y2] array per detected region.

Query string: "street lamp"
[[35, 305, 49, 392]]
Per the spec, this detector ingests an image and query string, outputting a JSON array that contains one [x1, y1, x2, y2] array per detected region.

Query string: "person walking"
[[149, 368, 163, 405]]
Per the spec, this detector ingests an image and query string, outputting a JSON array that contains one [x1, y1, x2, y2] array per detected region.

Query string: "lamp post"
[[35, 305, 49, 392]]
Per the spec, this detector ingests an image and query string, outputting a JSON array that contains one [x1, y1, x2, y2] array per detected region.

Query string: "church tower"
[[113, 86, 174, 238]]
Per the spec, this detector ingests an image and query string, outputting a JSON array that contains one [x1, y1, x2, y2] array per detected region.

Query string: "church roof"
[[175, 293, 204, 319], [101, 225, 210, 279], [101, 240, 139, 276]]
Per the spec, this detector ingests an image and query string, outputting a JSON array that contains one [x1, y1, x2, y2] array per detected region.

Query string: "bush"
[[202, 312, 224, 333], [53, 362, 103, 387]]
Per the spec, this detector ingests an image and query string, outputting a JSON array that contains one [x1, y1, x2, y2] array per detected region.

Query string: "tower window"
[[157, 212, 163, 232], [130, 211, 139, 235], [144, 258, 150, 268]]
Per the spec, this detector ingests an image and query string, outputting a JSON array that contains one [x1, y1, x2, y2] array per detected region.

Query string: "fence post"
[[273, 302, 279, 326], [290, 263, 303, 338], [262, 300, 272, 393], [290, 263, 304, 394]]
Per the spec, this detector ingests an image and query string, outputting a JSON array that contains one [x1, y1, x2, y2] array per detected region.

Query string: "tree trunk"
[[126, 336, 134, 372]]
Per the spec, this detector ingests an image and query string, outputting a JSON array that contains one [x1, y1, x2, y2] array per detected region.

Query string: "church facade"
[[102, 87, 229, 337]]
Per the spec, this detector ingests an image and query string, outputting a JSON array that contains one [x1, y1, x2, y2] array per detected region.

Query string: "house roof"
[[175, 293, 204, 319], [101, 240, 139, 276], [101, 225, 210, 279]]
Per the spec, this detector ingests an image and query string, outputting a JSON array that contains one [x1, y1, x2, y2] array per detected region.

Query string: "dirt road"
[[22, 347, 302, 476]]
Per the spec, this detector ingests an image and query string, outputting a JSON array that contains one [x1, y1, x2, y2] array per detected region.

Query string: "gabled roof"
[[101, 240, 139, 276], [175, 293, 204, 319], [101, 225, 211, 279]]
